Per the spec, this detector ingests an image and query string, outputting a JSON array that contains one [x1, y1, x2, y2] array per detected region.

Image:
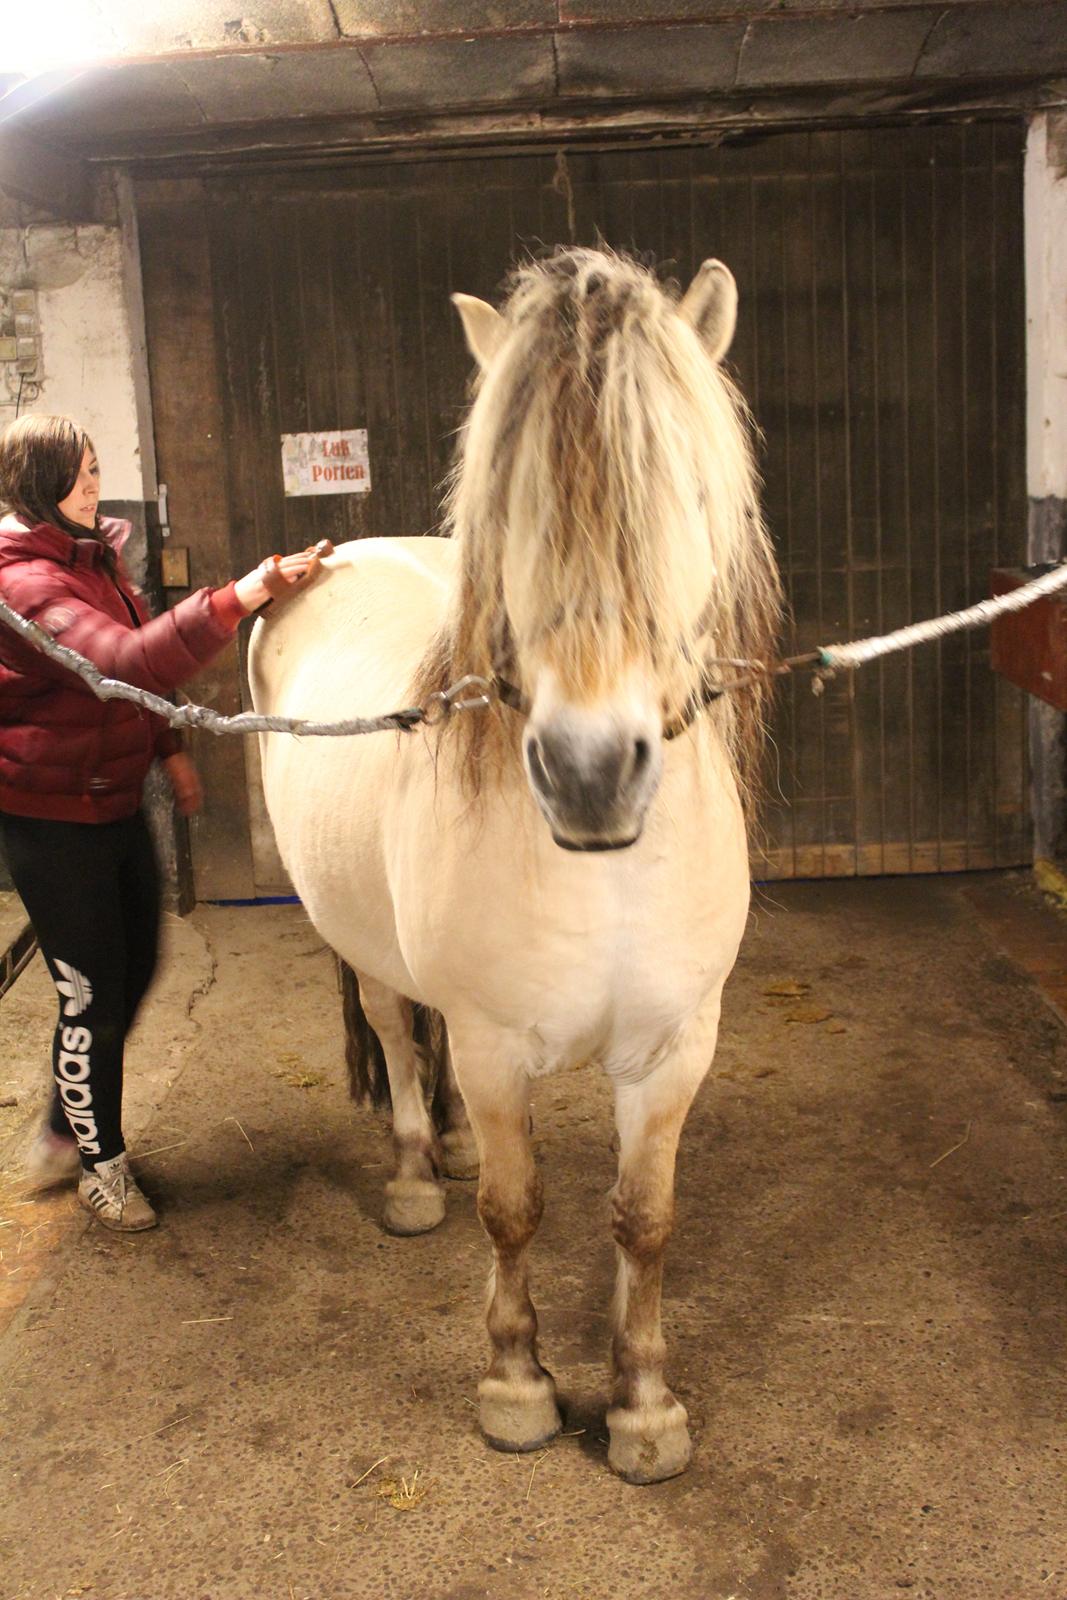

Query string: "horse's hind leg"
[[449, 1022, 561, 1452], [357, 972, 445, 1236], [434, 1039, 479, 1181], [606, 995, 723, 1483]]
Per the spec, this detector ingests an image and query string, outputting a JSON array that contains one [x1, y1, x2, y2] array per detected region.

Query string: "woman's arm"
[[0, 552, 315, 696]]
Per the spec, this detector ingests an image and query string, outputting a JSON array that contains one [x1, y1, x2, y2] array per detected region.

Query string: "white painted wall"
[[0, 223, 145, 502], [1024, 111, 1067, 866], [1025, 111, 1067, 504]]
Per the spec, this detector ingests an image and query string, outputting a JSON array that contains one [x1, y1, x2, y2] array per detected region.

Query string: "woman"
[[0, 413, 312, 1232]]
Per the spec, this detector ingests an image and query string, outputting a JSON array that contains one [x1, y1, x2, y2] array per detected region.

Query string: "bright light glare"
[[2, 1, 114, 79]]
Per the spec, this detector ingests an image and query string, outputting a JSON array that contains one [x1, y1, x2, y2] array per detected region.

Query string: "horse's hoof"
[[439, 1128, 480, 1181], [478, 1373, 561, 1453], [606, 1399, 691, 1484], [382, 1177, 445, 1235]]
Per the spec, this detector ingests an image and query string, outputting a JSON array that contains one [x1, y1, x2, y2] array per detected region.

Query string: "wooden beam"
[[111, 76, 1059, 176]]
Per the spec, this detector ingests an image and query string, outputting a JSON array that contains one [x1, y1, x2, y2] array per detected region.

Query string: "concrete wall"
[[0, 201, 185, 896], [1024, 110, 1067, 864], [1025, 112, 1067, 553], [0, 224, 144, 496]]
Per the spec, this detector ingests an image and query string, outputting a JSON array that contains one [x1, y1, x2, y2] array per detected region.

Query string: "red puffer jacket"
[[0, 514, 246, 823]]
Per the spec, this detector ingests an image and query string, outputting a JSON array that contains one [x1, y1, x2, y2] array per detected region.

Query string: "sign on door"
[[281, 430, 371, 496]]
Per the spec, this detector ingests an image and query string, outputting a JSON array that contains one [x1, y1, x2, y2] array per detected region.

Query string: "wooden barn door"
[[143, 121, 1029, 893]]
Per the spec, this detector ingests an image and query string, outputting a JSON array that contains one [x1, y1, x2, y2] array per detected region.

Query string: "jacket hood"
[[0, 513, 131, 571]]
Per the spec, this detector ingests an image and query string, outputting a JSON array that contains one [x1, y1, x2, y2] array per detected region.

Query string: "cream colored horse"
[[249, 248, 781, 1483]]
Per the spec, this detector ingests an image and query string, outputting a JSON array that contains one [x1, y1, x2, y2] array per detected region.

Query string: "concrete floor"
[[0, 873, 1065, 1600]]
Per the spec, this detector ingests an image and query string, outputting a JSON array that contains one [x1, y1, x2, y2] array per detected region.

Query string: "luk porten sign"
[[281, 429, 371, 496]]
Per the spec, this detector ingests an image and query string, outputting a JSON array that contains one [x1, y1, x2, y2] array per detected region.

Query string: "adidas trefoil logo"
[[54, 959, 93, 1017]]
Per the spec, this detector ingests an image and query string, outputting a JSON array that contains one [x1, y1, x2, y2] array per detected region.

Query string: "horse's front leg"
[[607, 996, 722, 1483], [449, 1025, 561, 1453]]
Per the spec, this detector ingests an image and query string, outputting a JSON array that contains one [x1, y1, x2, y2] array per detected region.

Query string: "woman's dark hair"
[[0, 414, 102, 543]]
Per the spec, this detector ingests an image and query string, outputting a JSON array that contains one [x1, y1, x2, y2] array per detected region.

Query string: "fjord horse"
[[249, 248, 781, 1481]]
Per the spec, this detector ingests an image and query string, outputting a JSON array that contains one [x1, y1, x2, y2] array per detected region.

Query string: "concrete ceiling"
[[1, 0, 1066, 173]]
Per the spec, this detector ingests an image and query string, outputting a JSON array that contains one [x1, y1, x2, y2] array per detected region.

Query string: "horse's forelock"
[[421, 247, 782, 807]]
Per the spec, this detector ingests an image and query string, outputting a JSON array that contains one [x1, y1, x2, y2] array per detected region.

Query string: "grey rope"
[[817, 561, 1067, 673], [0, 558, 1064, 737], [702, 561, 1067, 697], [0, 595, 446, 736]]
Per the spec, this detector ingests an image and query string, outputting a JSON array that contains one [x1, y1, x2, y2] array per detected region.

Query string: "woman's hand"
[[162, 752, 203, 817], [233, 551, 317, 614]]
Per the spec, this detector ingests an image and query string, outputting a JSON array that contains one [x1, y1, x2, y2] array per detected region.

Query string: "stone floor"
[[0, 872, 1065, 1600]]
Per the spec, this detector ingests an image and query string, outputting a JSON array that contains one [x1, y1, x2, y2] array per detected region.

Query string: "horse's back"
[[249, 535, 454, 718]]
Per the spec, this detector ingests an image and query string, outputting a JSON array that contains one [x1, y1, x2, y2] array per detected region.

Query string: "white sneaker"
[[25, 1128, 82, 1192], [78, 1153, 157, 1232]]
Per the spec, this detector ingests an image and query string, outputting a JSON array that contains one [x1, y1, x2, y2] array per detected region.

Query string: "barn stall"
[[1, 4, 1066, 1596]]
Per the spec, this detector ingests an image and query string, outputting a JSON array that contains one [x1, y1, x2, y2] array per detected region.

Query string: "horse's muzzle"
[[523, 721, 662, 850]]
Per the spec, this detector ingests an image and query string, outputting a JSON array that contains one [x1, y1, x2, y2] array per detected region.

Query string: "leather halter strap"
[[661, 676, 725, 741], [492, 672, 723, 741], [492, 594, 725, 739]]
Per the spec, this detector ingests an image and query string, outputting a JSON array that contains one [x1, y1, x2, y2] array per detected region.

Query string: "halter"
[[491, 672, 722, 741], [488, 593, 729, 741]]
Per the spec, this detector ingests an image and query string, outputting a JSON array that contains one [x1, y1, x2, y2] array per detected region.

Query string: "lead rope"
[[0, 593, 490, 737], [0, 560, 1064, 737], [701, 561, 1067, 701]]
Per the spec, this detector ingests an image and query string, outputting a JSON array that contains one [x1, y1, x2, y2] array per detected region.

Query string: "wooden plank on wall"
[[136, 178, 256, 901], [207, 188, 289, 891], [991, 124, 1031, 867], [871, 139, 913, 873], [901, 125, 942, 874]]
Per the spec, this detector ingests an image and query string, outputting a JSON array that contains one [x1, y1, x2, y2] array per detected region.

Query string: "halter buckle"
[[422, 674, 494, 725]]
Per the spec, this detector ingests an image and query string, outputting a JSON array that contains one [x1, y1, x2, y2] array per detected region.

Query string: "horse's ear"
[[452, 293, 505, 371], [679, 260, 738, 364]]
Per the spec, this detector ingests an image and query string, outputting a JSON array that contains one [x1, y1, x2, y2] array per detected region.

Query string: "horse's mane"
[[414, 246, 782, 809]]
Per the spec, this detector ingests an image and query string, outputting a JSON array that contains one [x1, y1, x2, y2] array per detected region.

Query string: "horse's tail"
[[421, 1007, 454, 1134], [338, 958, 451, 1127], [339, 958, 389, 1110]]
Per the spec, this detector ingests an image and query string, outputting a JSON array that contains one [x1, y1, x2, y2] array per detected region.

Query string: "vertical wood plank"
[[991, 132, 1031, 866], [872, 155, 914, 870], [962, 127, 998, 867], [930, 126, 968, 868], [900, 127, 943, 871], [843, 129, 883, 874], [813, 135, 855, 869], [137, 179, 255, 901]]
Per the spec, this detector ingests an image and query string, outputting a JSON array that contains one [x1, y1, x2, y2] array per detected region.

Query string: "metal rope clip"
[[421, 674, 494, 725]]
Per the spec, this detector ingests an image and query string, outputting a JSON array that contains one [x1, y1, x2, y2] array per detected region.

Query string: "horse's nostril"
[[527, 737, 550, 794], [633, 738, 651, 776]]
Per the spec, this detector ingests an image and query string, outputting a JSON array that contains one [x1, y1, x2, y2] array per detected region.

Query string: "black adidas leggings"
[[0, 810, 161, 1169]]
